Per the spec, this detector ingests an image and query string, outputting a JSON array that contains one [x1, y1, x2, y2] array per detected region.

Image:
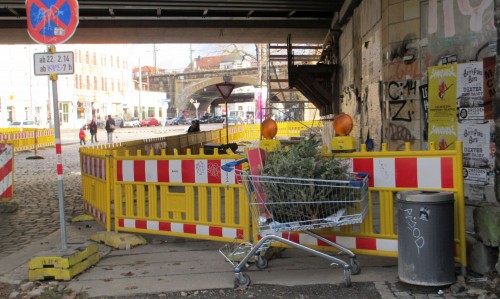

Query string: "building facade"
[[0, 44, 166, 129]]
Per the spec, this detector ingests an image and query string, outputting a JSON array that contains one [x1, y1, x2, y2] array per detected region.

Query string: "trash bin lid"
[[397, 190, 454, 203]]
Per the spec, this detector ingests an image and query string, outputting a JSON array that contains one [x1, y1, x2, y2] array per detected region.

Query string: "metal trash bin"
[[397, 191, 455, 286]]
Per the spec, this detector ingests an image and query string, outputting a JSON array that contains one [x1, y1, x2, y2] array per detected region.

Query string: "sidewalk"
[[0, 218, 404, 298]]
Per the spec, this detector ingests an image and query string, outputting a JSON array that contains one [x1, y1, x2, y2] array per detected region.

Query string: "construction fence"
[[79, 122, 466, 269], [0, 128, 55, 152]]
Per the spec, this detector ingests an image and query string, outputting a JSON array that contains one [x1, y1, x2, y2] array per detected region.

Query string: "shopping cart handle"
[[221, 158, 248, 172], [350, 172, 369, 187], [356, 172, 369, 179]]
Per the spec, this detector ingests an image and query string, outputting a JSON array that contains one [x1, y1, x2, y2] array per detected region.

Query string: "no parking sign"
[[26, 0, 79, 45]]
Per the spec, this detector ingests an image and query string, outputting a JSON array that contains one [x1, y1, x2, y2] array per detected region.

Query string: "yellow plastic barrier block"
[[29, 252, 99, 281], [90, 231, 147, 249], [259, 139, 281, 152], [71, 214, 96, 223], [29, 242, 99, 270]]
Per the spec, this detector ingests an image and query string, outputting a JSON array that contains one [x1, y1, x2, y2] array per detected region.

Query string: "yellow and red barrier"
[[78, 123, 466, 270]]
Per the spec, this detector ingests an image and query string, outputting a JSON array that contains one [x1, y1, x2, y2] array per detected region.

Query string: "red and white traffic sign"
[[26, 0, 79, 45], [216, 82, 235, 101]]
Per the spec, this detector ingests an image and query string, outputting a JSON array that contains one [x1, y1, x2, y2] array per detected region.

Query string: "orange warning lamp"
[[259, 118, 281, 151], [331, 113, 356, 153], [261, 118, 278, 139]]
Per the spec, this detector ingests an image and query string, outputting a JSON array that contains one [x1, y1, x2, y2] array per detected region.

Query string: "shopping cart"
[[220, 159, 369, 287]]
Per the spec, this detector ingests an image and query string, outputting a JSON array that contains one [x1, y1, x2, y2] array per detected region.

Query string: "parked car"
[[209, 115, 224, 123], [123, 117, 140, 127], [199, 115, 211, 124], [173, 117, 187, 125], [165, 117, 175, 125], [141, 117, 160, 127], [9, 120, 43, 129], [113, 117, 124, 128], [222, 116, 244, 127]]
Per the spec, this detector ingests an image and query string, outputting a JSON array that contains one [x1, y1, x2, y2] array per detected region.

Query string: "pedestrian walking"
[[89, 117, 98, 143], [105, 115, 115, 143], [79, 126, 86, 145]]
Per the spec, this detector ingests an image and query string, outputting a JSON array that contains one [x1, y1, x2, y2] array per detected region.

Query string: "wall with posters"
[[336, 0, 496, 201], [421, 0, 497, 203], [427, 62, 496, 201]]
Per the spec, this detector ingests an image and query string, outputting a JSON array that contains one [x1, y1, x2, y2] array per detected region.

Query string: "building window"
[[85, 51, 89, 64], [7, 106, 14, 122], [86, 76, 90, 90], [148, 107, 154, 117], [110, 55, 114, 67], [94, 77, 98, 90], [77, 101, 85, 119], [93, 53, 97, 65], [35, 106, 42, 125], [25, 107, 29, 120], [60, 103, 69, 123], [117, 57, 120, 68], [111, 78, 115, 91]]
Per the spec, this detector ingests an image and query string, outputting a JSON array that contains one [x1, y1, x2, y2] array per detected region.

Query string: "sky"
[[128, 44, 256, 72]]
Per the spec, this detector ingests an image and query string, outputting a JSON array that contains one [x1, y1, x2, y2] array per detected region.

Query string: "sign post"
[[216, 82, 235, 144], [26, 0, 79, 251]]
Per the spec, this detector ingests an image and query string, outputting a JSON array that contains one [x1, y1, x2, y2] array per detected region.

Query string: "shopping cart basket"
[[220, 159, 369, 287]]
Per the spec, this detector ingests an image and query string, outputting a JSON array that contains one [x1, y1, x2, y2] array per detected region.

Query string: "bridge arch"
[[175, 74, 258, 111]]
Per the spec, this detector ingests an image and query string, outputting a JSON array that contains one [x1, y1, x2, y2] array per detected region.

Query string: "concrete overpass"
[[0, 0, 350, 44], [0, 0, 359, 115]]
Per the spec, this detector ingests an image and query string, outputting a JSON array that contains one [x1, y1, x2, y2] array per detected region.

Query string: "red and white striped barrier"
[[116, 159, 242, 184], [347, 157, 454, 189], [0, 143, 14, 199], [260, 231, 397, 253], [83, 202, 107, 224], [81, 156, 106, 180], [118, 218, 245, 240]]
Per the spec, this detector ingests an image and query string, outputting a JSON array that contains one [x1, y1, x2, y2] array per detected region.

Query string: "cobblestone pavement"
[[0, 141, 84, 259], [0, 125, 198, 259]]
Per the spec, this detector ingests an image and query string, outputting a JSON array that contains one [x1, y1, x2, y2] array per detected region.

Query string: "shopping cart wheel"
[[235, 272, 251, 287], [343, 269, 352, 287], [350, 258, 361, 275], [255, 256, 268, 270]]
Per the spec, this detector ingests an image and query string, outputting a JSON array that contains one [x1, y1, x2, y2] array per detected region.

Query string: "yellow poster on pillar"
[[428, 119, 457, 150], [428, 64, 457, 120]]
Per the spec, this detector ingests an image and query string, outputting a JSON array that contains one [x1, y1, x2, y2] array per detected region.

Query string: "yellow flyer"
[[428, 119, 458, 150], [428, 64, 457, 120]]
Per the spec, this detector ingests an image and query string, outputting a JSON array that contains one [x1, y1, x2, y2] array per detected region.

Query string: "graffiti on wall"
[[387, 80, 419, 122], [390, 34, 418, 65], [386, 123, 416, 150], [424, 0, 496, 64], [385, 79, 421, 150], [427, 0, 494, 38]]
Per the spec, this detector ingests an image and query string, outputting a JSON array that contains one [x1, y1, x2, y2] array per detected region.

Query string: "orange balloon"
[[261, 118, 278, 139], [333, 113, 353, 136]]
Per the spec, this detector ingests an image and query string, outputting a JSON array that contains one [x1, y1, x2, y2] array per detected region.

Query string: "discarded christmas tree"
[[260, 137, 355, 223]]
